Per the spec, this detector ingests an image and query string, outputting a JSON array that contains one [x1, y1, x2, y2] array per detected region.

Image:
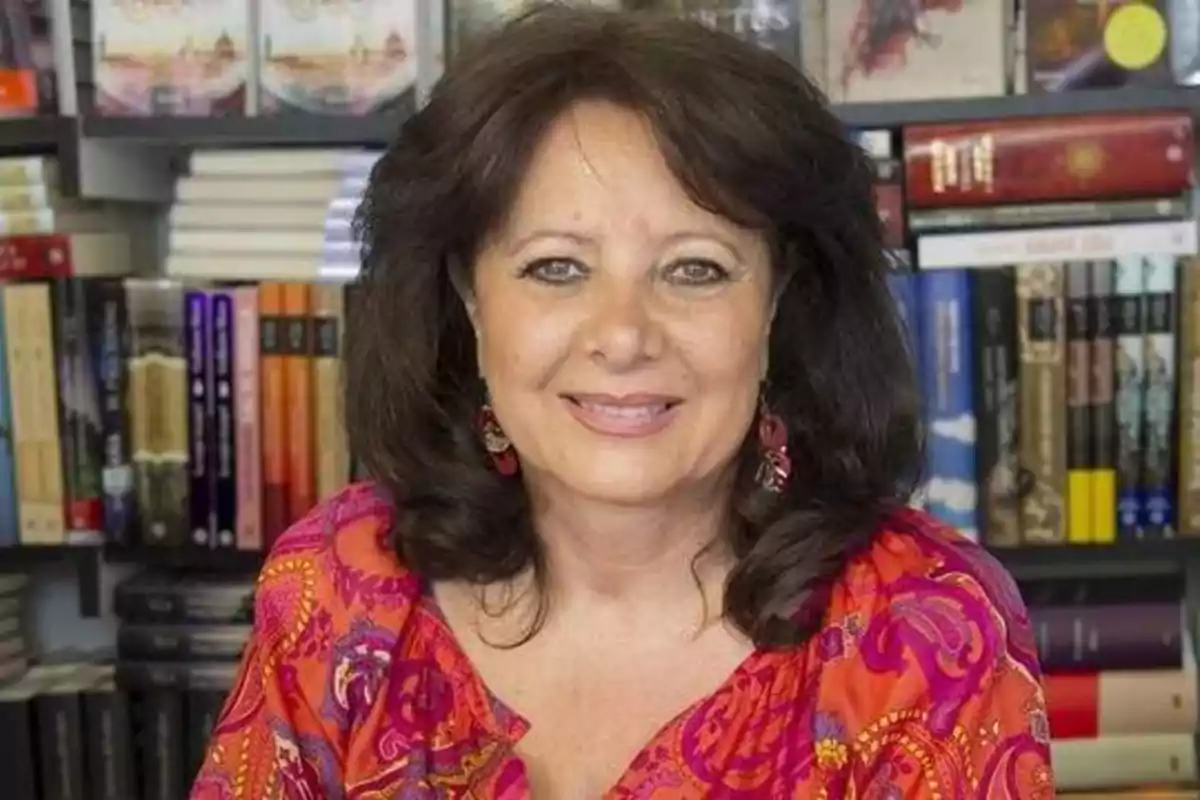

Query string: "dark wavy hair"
[[346, 4, 923, 648]]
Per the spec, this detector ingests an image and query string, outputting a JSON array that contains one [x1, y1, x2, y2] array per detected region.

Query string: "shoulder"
[[252, 482, 422, 661], [814, 507, 1048, 741], [827, 506, 1038, 669], [805, 509, 1054, 798]]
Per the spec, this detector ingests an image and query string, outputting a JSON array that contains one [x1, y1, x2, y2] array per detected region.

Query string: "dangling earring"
[[755, 395, 791, 493], [478, 403, 519, 477]]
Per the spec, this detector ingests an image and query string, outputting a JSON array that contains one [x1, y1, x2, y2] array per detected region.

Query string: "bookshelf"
[[78, 110, 411, 148], [835, 86, 1200, 127], [0, 116, 72, 152]]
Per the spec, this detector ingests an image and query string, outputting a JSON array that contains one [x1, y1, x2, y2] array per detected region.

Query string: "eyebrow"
[[505, 229, 595, 256], [505, 228, 744, 260]]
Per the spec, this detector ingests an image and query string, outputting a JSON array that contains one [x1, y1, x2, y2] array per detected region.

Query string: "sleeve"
[[189, 537, 349, 799], [842, 572, 1055, 799]]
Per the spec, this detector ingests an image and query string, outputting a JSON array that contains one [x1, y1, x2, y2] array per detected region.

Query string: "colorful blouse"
[[191, 483, 1053, 799]]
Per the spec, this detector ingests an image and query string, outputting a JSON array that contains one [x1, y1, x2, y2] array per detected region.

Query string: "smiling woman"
[[190, 5, 1053, 799]]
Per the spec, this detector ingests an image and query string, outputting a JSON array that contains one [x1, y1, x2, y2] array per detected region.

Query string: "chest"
[[480, 635, 755, 797]]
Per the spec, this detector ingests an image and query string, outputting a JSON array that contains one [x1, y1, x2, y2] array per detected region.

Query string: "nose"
[[579, 277, 665, 371]]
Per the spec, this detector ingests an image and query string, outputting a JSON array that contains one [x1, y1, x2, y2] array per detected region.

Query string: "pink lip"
[[561, 393, 683, 438]]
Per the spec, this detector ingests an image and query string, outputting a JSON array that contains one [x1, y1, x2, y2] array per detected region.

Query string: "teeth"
[[578, 401, 667, 419]]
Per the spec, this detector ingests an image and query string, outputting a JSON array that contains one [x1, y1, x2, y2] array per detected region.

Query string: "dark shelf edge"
[[104, 544, 263, 573], [989, 539, 1200, 579], [835, 86, 1200, 128], [0, 115, 73, 152], [79, 110, 409, 148], [68, 88, 1200, 149]]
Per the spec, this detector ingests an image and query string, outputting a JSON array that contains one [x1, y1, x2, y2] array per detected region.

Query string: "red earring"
[[756, 398, 791, 493], [478, 403, 519, 477]]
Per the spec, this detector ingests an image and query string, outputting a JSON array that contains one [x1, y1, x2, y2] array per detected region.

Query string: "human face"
[[467, 101, 775, 506]]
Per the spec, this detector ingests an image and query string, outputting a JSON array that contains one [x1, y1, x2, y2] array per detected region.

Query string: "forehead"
[[499, 100, 734, 237]]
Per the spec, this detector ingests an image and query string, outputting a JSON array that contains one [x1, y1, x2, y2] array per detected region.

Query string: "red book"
[[903, 112, 1193, 209], [1044, 669, 1197, 740]]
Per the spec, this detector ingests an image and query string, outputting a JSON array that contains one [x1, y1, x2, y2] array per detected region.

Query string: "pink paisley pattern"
[[192, 486, 1054, 798]]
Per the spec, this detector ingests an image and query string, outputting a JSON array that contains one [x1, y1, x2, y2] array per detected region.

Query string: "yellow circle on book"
[[1103, 3, 1167, 70]]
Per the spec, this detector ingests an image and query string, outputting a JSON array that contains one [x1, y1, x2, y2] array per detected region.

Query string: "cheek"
[[474, 287, 575, 392], [673, 302, 771, 387]]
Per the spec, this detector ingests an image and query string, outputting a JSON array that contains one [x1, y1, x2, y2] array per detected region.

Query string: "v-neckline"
[[416, 584, 782, 794]]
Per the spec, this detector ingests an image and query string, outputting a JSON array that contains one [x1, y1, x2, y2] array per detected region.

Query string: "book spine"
[[210, 290, 236, 548], [1066, 261, 1092, 543], [1051, 733, 1197, 791], [26, 283, 64, 543], [136, 690, 185, 800], [312, 284, 347, 503], [82, 684, 136, 800], [0, 686, 39, 798], [91, 281, 136, 547], [918, 269, 978, 538], [1180, 258, 1200, 535], [1031, 602, 1183, 671], [1114, 257, 1146, 540], [2, 286, 34, 543], [1141, 255, 1178, 538], [1044, 669, 1199, 741], [54, 279, 104, 541], [282, 283, 313, 525], [185, 290, 212, 548], [972, 266, 1021, 547], [259, 284, 287, 545], [907, 195, 1190, 233], [0, 286, 18, 545], [126, 279, 189, 547], [1017, 262, 1067, 544], [36, 686, 86, 800], [233, 286, 261, 551], [1089, 260, 1117, 543], [916, 219, 1199, 270], [903, 112, 1194, 208]]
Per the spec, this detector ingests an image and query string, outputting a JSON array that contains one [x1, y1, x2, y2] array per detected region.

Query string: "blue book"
[[917, 269, 979, 540], [0, 297, 18, 545], [887, 271, 920, 375]]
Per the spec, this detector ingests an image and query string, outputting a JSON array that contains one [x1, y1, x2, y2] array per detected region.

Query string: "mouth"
[[560, 394, 683, 438]]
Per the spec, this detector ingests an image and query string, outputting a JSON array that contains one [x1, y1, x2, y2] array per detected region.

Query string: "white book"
[[175, 176, 355, 204], [166, 253, 323, 282], [1052, 733, 1197, 791], [187, 149, 376, 178], [170, 229, 326, 256], [170, 203, 333, 231], [917, 220, 1199, 269]]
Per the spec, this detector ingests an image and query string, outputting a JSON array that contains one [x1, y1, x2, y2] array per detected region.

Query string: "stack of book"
[[166, 148, 378, 282], [1026, 574, 1199, 792]]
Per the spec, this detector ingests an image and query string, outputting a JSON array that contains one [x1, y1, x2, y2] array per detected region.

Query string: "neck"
[[522, 473, 736, 614]]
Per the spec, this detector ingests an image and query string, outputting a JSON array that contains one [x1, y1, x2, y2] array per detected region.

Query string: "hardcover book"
[[93, 0, 249, 116], [258, 0, 418, 115]]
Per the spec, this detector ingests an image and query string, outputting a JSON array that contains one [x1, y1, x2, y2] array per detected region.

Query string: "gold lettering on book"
[[1066, 141, 1105, 180]]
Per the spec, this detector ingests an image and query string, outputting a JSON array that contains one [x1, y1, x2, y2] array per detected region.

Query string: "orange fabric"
[[192, 483, 1053, 798]]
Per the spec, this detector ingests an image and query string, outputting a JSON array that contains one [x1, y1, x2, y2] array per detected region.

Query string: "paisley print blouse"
[[191, 483, 1053, 798]]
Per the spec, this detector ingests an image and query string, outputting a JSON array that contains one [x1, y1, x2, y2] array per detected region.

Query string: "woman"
[[193, 6, 1051, 798]]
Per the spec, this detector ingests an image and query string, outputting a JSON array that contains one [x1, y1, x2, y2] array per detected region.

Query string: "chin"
[[548, 453, 699, 506]]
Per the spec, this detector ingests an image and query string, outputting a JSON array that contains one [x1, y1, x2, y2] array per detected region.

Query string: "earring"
[[756, 396, 791, 493], [478, 403, 519, 477]]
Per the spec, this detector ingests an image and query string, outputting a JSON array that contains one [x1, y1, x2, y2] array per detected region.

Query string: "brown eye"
[[665, 259, 729, 285], [521, 258, 586, 284]]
